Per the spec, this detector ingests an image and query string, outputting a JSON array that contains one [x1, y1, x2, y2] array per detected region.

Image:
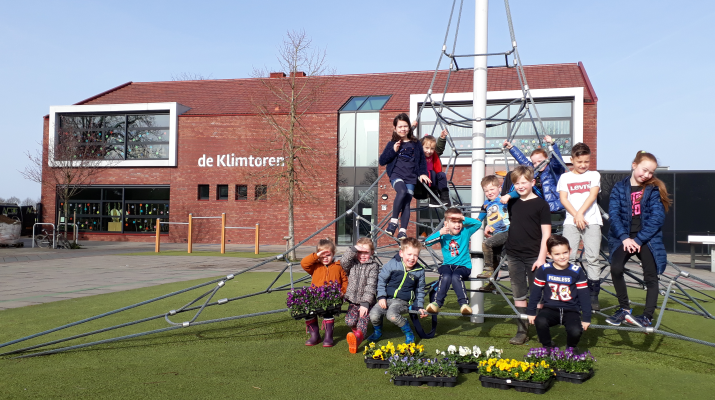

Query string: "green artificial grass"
[[1, 272, 714, 399], [122, 251, 281, 259]]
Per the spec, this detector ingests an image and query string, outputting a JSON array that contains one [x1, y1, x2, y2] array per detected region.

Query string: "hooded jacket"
[[341, 246, 379, 308], [509, 145, 566, 212]]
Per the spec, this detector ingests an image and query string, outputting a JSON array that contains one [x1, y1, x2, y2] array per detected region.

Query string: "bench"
[[686, 235, 715, 272]]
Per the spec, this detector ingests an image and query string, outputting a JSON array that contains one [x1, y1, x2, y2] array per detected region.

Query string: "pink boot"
[[347, 327, 364, 354], [305, 318, 322, 346], [322, 318, 335, 347]]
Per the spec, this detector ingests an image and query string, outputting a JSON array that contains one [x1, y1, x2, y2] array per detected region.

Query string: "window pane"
[[124, 188, 170, 200], [126, 202, 168, 217], [355, 113, 379, 167], [102, 188, 123, 200], [255, 185, 267, 200], [127, 114, 170, 128], [358, 96, 390, 111], [530, 102, 571, 118], [341, 97, 368, 111], [127, 129, 170, 143], [126, 143, 169, 159], [124, 217, 159, 233], [68, 188, 102, 200], [339, 113, 356, 167], [217, 185, 228, 200], [235, 185, 247, 200], [198, 185, 209, 200], [337, 187, 354, 245]]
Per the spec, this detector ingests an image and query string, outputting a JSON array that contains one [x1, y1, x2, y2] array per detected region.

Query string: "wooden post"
[[221, 213, 226, 254], [188, 213, 193, 254], [255, 223, 260, 255], [155, 218, 161, 253]]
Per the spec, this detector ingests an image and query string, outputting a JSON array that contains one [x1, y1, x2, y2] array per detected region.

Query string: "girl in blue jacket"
[[379, 113, 431, 240], [605, 151, 672, 329]]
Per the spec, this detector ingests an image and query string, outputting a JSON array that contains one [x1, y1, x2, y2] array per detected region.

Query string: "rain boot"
[[347, 327, 364, 354], [305, 317, 322, 346], [322, 318, 335, 347], [509, 307, 529, 345], [589, 280, 601, 312], [367, 325, 382, 343], [401, 324, 415, 344]]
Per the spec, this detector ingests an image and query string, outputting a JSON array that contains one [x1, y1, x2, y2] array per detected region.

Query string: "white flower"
[[473, 346, 481, 358], [441, 351, 446, 356], [458, 347, 468, 357], [447, 345, 456, 354], [436, 349, 441, 355]]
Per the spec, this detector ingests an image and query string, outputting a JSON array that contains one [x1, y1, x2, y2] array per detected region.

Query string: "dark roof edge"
[[577, 62, 598, 103], [74, 81, 133, 105]]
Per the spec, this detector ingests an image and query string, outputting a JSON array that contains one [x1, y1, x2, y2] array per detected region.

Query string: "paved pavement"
[[1, 239, 714, 310]]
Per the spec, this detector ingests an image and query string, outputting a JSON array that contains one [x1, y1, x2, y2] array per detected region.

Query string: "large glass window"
[[58, 186, 169, 234], [58, 113, 170, 160], [418, 100, 573, 158]]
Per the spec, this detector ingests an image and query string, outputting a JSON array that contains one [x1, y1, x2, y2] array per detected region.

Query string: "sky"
[[1, 0, 714, 201]]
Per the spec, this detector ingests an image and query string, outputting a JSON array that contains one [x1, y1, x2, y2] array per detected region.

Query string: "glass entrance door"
[[337, 186, 377, 245]]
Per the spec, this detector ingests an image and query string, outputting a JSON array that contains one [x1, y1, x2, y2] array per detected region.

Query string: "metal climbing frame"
[[2, 0, 715, 358]]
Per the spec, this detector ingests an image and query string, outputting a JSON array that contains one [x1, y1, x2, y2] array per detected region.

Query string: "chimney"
[[290, 71, 306, 77], [269, 72, 286, 78]]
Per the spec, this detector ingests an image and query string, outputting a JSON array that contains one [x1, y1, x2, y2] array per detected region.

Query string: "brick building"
[[41, 63, 597, 246]]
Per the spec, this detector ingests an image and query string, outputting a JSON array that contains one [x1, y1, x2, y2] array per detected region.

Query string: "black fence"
[[599, 170, 715, 254]]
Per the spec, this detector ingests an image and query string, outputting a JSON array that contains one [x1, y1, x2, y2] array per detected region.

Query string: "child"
[[557, 142, 603, 311], [606, 151, 671, 329], [379, 113, 431, 240], [368, 237, 428, 344], [341, 237, 380, 353], [527, 234, 591, 350], [503, 135, 566, 212], [505, 165, 552, 345], [415, 134, 450, 207], [424, 208, 482, 315], [300, 238, 348, 347], [477, 175, 518, 287]]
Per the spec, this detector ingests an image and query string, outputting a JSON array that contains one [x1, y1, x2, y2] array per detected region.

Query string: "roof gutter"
[[577, 62, 597, 103]]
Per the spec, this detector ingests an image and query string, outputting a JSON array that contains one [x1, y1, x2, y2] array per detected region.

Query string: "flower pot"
[[315, 304, 343, 316], [392, 376, 457, 387], [478, 375, 555, 394], [456, 362, 480, 374], [364, 358, 389, 369], [290, 310, 317, 320], [555, 368, 594, 384], [511, 377, 555, 394]]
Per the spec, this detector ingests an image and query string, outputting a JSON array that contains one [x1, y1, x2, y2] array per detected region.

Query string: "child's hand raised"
[[543, 135, 553, 144], [393, 141, 402, 152], [502, 139, 513, 150], [440, 129, 448, 139], [419, 174, 432, 185], [439, 226, 450, 236], [317, 250, 332, 259]]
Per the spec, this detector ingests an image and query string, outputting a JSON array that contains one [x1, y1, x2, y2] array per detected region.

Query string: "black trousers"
[[534, 307, 583, 348], [610, 244, 659, 319]]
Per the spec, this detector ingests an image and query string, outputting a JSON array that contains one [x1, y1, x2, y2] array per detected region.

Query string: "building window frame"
[[235, 185, 248, 201], [198, 185, 210, 200], [216, 185, 228, 201], [255, 185, 268, 201]]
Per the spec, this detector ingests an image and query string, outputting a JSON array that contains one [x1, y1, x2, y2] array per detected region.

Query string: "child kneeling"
[[424, 207, 482, 315], [527, 235, 591, 351], [341, 238, 380, 353], [300, 238, 348, 347], [368, 237, 428, 344]]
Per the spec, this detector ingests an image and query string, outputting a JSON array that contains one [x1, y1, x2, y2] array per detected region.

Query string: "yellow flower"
[[515, 372, 519, 378], [486, 366, 492, 373], [373, 349, 383, 360], [369, 342, 375, 349]]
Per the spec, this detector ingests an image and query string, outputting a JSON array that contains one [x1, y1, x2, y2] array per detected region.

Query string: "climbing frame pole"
[[188, 213, 193, 254], [255, 224, 260, 255], [155, 218, 161, 253], [221, 213, 226, 254]]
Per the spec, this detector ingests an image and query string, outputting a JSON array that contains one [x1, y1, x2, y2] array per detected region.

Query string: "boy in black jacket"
[[527, 234, 591, 350]]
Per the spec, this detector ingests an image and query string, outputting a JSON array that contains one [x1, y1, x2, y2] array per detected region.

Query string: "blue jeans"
[[434, 264, 471, 307]]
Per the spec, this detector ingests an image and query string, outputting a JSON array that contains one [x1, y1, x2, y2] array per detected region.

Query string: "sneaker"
[[460, 304, 473, 315], [425, 302, 441, 314], [396, 231, 407, 240], [477, 282, 496, 292], [625, 314, 652, 329], [477, 270, 493, 279], [385, 222, 398, 236], [605, 307, 632, 326]]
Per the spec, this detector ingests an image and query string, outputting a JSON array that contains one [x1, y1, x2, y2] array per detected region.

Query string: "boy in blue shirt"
[[424, 207, 482, 315], [527, 234, 591, 350]]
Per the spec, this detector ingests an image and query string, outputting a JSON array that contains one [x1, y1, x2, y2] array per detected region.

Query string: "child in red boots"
[[300, 238, 348, 347], [341, 237, 380, 354]]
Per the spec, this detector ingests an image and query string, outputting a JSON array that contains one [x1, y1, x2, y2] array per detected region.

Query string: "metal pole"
[[255, 223, 260, 255], [188, 214, 193, 254], [221, 213, 226, 254], [469, 0, 488, 323]]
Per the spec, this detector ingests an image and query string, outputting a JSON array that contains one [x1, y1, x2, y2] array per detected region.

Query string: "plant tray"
[[555, 368, 594, 384], [478, 375, 555, 394], [392, 376, 458, 387], [364, 358, 389, 369], [456, 362, 480, 374], [290, 305, 343, 320]]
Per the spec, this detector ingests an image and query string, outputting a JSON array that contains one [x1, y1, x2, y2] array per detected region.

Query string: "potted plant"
[[363, 342, 424, 369], [286, 281, 343, 320], [435, 345, 502, 373], [388, 355, 459, 387], [478, 358, 555, 394], [526, 347, 596, 384]]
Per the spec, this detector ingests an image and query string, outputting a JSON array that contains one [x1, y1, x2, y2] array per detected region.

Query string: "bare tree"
[[21, 197, 36, 206], [251, 30, 334, 259], [21, 118, 118, 234], [171, 72, 213, 81], [6, 196, 20, 205]]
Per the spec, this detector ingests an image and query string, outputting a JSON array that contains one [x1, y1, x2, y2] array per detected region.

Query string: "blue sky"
[[1, 0, 713, 200]]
